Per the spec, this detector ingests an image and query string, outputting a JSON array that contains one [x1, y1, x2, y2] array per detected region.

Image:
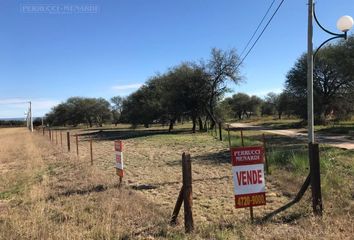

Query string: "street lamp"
[[337, 15, 354, 33], [307, 0, 353, 216], [313, 10, 354, 59]]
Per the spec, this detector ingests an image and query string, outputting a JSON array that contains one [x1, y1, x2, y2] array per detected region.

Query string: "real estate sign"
[[231, 146, 266, 208]]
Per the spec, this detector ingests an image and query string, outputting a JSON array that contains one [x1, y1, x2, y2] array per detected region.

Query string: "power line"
[[238, 0, 286, 68], [239, 0, 277, 58]]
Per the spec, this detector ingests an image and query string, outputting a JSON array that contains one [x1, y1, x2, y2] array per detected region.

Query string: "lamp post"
[[307, 0, 353, 216]]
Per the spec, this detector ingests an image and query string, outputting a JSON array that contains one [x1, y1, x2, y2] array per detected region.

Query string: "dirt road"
[[230, 122, 354, 149]]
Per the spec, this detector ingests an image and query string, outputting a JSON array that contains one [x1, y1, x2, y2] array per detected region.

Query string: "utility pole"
[[307, 0, 314, 144], [307, 0, 322, 216], [29, 101, 33, 132]]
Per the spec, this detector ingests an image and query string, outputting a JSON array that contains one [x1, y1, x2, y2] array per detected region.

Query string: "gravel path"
[[229, 123, 354, 150]]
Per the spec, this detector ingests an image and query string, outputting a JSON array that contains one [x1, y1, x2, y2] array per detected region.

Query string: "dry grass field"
[[0, 126, 353, 239]]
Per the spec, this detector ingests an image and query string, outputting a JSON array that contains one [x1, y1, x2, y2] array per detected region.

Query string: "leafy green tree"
[[111, 96, 124, 125], [275, 92, 292, 119], [215, 98, 234, 121], [285, 36, 354, 123], [119, 48, 243, 130], [121, 83, 162, 128], [162, 64, 210, 132], [45, 97, 112, 127], [91, 98, 112, 127], [261, 92, 277, 116], [230, 93, 251, 119], [249, 95, 262, 116]]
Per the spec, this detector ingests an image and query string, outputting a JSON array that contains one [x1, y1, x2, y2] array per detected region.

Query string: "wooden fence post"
[[218, 122, 222, 141], [170, 153, 194, 232], [60, 131, 63, 147], [170, 186, 184, 225], [76, 135, 79, 156], [43, 127, 45, 136], [55, 131, 58, 145], [262, 133, 269, 174], [67, 132, 70, 152], [182, 153, 194, 233], [227, 124, 231, 149]]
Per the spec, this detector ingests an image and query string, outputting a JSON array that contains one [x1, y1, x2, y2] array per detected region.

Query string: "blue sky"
[[0, 0, 353, 117]]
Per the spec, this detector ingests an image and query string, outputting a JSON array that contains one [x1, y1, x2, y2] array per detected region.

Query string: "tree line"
[[46, 48, 243, 132], [45, 36, 354, 129]]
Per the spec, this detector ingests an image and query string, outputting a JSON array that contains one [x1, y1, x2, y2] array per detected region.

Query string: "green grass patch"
[[267, 148, 308, 174], [0, 179, 26, 200]]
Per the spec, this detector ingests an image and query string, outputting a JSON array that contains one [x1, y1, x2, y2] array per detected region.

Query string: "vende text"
[[236, 170, 262, 185]]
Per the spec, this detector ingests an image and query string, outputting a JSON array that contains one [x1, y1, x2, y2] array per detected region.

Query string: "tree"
[[202, 48, 242, 127], [249, 95, 262, 116], [162, 64, 210, 132], [111, 96, 124, 125], [121, 83, 162, 128], [120, 63, 210, 132], [230, 93, 251, 119], [215, 98, 234, 121], [275, 92, 292, 119], [45, 97, 112, 127], [91, 98, 112, 127], [225, 93, 262, 120], [261, 92, 277, 116], [120, 48, 243, 131], [285, 36, 354, 123]]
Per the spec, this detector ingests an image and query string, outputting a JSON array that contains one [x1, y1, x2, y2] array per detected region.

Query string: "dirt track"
[[230, 123, 354, 149]]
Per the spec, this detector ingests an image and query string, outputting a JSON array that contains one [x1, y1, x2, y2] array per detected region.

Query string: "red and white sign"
[[114, 140, 123, 152], [115, 152, 124, 169], [231, 146, 266, 208], [114, 140, 124, 177]]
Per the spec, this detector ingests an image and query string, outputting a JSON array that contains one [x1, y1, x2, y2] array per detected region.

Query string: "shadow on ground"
[[77, 128, 192, 141]]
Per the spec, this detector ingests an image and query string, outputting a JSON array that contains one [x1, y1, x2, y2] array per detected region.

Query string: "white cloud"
[[112, 83, 143, 91]]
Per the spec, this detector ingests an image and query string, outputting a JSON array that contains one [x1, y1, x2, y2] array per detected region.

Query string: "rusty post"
[[67, 132, 70, 152], [182, 153, 193, 233]]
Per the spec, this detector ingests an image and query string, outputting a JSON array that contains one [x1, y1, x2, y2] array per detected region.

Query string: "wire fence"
[[34, 122, 346, 180]]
